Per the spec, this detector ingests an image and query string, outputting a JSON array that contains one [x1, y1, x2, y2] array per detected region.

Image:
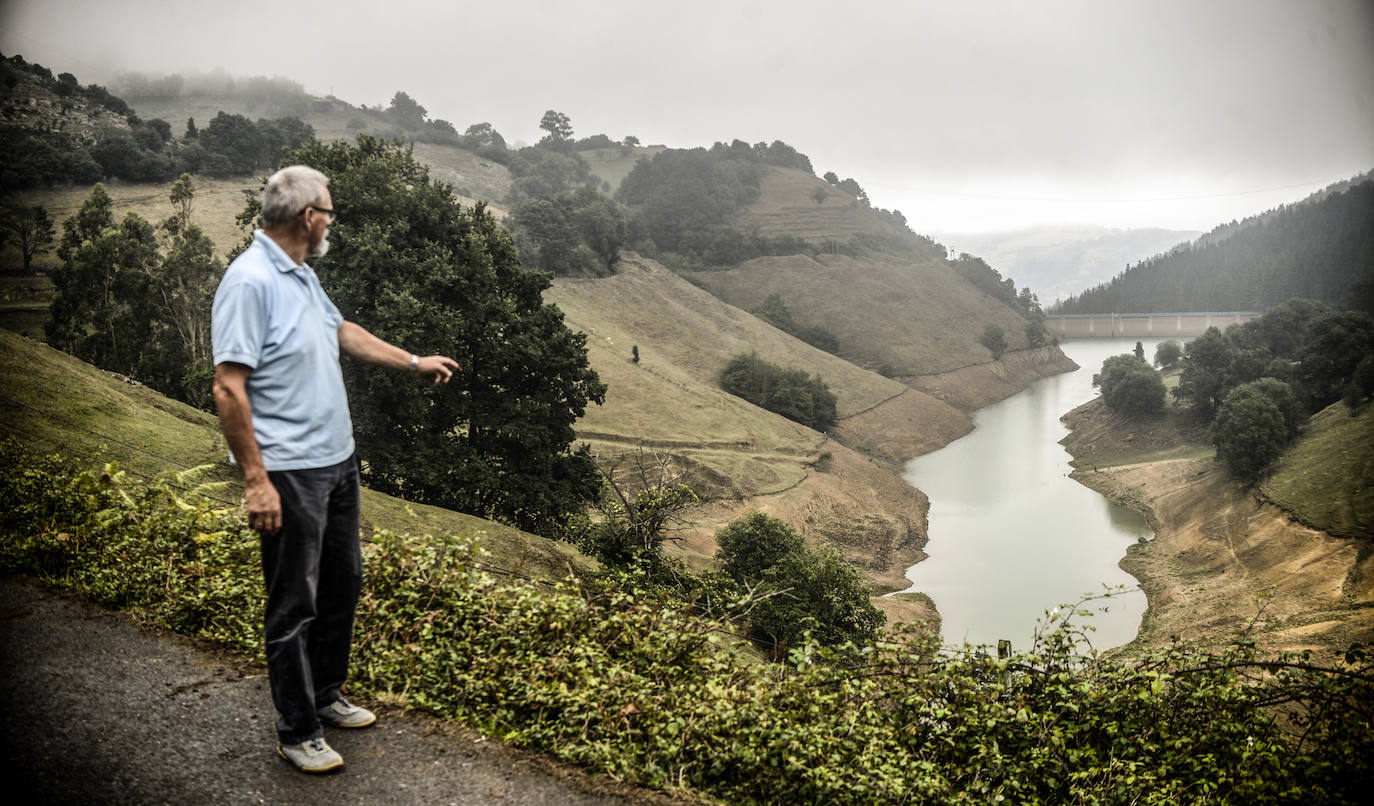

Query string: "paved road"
[[0, 575, 678, 806]]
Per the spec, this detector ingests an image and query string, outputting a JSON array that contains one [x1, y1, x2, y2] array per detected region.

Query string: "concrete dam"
[[1045, 312, 1260, 339]]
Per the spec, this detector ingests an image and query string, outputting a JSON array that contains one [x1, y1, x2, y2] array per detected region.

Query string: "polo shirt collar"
[[253, 229, 312, 275]]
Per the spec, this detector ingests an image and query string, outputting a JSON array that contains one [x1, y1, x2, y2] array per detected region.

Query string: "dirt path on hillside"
[[0, 576, 690, 806], [1074, 459, 1374, 656]]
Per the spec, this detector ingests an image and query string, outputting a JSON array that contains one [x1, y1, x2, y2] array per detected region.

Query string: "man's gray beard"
[[311, 231, 330, 259]]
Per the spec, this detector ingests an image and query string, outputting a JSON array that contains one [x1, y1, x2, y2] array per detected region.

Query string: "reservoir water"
[[897, 338, 1171, 652]]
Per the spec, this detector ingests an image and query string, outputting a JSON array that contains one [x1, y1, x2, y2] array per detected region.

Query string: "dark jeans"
[[261, 455, 362, 745]]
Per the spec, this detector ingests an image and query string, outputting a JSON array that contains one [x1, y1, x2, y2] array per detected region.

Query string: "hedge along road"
[[0, 575, 681, 806], [895, 339, 1171, 652]]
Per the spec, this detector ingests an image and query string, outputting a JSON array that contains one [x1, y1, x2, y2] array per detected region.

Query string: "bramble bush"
[[2, 445, 1370, 804]]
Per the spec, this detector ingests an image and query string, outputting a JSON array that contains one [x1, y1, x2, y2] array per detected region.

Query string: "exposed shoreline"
[[1060, 403, 1374, 656]]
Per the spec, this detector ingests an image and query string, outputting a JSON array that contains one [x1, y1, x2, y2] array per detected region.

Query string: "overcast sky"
[[3, 0, 1372, 235]]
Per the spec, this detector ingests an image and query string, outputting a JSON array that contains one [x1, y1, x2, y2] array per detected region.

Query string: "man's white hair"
[[262, 165, 330, 229]]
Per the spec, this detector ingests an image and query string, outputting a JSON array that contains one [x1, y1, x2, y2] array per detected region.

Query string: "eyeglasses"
[[301, 204, 336, 224]]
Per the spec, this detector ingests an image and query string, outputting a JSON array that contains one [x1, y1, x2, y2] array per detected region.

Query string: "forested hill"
[[1051, 175, 1374, 314]]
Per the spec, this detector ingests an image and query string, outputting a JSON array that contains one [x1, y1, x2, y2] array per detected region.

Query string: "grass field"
[[1261, 402, 1374, 539], [0, 328, 593, 580], [14, 176, 260, 269], [578, 144, 666, 194]]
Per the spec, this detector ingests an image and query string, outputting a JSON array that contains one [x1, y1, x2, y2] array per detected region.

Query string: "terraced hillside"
[[734, 167, 920, 245]]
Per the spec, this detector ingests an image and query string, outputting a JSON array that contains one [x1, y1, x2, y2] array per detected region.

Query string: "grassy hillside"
[[547, 254, 932, 589], [0, 329, 592, 580], [684, 252, 1037, 376], [1261, 402, 1374, 539]]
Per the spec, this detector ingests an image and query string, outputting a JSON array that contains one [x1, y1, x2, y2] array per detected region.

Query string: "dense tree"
[[1230, 298, 1327, 359], [1173, 327, 1235, 420], [264, 135, 606, 536], [1345, 354, 1374, 409], [568, 186, 629, 271], [91, 132, 174, 182], [256, 116, 315, 162], [715, 512, 884, 652], [1297, 310, 1374, 410], [199, 112, 266, 175], [44, 179, 222, 406], [509, 187, 627, 276], [510, 197, 588, 275], [1, 204, 56, 273], [979, 324, 1007, 359], [386, 90, 427, 130], [46, 185, 160, 380], [0, 126, 103, 188], [835, 177, 866, 202], [463, 122, 506, 150], [150, 175, 222, 407], [811, 186, 829, 206], [506, 146, 593, 201], [1154, 340, 1182, 369], [1211, 382, 1293, 483], [1094, 354, 1165, 417], [538, 109, 573, 145], [720, 353, 836, 431]]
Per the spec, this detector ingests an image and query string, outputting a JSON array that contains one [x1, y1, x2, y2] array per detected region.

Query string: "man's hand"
[[245, 477, 282, 534], [414, 355, 459, 385]]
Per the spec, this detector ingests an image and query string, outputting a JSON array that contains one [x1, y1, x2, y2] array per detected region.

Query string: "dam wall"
[[1046, 312, 1260, 339]]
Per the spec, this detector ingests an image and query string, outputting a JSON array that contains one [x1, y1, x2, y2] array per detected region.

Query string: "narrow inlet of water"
[[895, 339, 1174, 652]]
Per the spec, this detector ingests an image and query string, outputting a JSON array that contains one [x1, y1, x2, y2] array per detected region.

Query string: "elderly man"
[[212, 165, 457, 774]]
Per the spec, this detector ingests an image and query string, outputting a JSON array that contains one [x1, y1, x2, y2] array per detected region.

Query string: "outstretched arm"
[[338, 320, 457, 385]]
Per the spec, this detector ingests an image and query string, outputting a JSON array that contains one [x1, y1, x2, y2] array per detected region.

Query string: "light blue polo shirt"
[[211, 230, 355, 471]]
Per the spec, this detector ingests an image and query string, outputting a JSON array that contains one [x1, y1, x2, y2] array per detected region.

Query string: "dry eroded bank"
[[1074, 459, 1374, 655]]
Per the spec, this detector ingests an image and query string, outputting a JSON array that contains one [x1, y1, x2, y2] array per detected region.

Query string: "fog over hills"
[[937, 226, 1202, 306]]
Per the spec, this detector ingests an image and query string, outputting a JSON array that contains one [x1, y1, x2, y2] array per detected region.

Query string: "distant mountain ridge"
[[937, 225, 1202, 305], [1050, 174, 1374, 314]]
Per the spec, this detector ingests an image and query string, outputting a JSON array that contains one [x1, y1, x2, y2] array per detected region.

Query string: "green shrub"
[[3, 446, 1370, 805], [720, 352, 837, 431]]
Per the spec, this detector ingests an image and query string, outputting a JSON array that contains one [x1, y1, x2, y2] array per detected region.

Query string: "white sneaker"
[[317, 697, 377, 728], [278, 737, 344, 773]]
